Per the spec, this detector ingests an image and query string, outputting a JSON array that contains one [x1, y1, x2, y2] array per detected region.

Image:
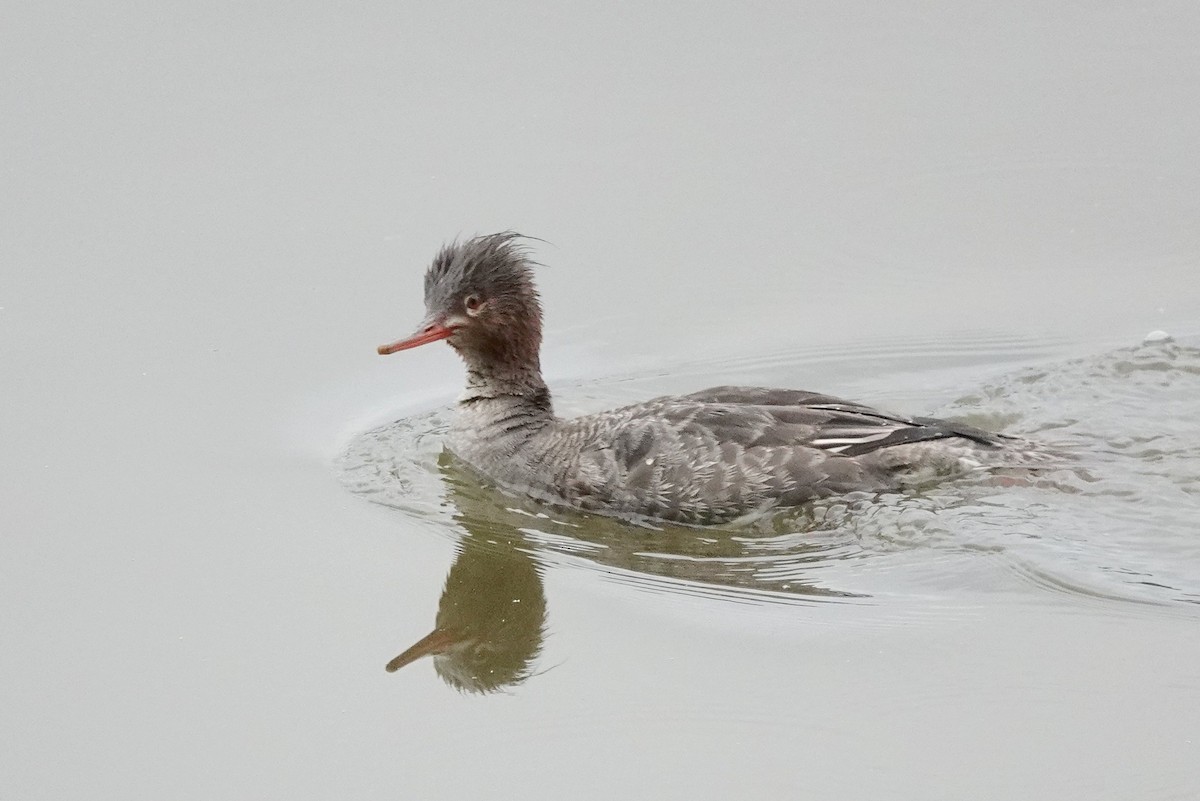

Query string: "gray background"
[[3, 3, 1198, 799]]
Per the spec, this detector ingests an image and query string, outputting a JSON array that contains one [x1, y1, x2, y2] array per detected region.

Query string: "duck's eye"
[[464, 294, 483, 313]]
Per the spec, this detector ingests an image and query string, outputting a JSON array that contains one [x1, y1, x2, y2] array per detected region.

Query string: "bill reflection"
[[387, 470, 547, 693]]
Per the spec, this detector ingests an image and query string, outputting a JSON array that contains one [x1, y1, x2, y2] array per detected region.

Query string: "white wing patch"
[[810, 430, 894, 454]]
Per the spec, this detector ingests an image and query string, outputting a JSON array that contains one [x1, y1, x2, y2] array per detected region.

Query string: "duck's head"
[[377, 232, 543, 365]]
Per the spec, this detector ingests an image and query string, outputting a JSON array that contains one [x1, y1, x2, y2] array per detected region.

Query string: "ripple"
[[341, 337, 1200, 614]]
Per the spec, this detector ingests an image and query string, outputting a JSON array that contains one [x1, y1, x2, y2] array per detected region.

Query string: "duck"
[[377, 232, 1044, 524]]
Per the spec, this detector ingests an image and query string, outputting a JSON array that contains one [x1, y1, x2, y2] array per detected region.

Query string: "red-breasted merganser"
[[377, 233, 1045, 524]]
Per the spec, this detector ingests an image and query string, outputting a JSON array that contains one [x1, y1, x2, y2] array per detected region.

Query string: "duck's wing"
[[563, 386, 1011, 521], [676, 385, 1010, 456]]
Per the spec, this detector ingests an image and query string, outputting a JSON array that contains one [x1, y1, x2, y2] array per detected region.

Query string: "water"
[[344, 338, 1200, 677], [4, 2, 1200, 799], [336, 334, 1200, 799]]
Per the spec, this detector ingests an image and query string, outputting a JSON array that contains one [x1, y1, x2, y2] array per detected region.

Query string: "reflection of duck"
[[377, 233, 1051, 524], [387, 454, 855, 692], [387, 462, 547, 693]]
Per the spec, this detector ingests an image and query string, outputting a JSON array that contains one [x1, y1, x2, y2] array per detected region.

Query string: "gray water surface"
[[4, 2, 1200, 800]]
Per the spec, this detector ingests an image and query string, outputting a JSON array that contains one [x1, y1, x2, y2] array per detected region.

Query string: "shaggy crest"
[[424, 232, 539, 313]]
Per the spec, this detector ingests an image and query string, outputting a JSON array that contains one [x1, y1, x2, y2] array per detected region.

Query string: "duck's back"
[[545, 385, 1016, 523]]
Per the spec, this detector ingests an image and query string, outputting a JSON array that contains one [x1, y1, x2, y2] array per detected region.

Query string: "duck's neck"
[[457, 351, 555, 425]]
